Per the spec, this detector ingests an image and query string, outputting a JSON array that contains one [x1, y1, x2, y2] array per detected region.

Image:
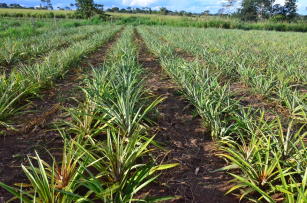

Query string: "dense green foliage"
[[1, 7, 307, 32], [0, 9, 77, 19], [75, 0, 104, 18], [115, 15, 307, 32], [239, 0, 298, 21]]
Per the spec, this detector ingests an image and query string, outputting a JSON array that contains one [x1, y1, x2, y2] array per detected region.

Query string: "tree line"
[[106, 6, 196, 16], [238, 0, 299, 21], [0, 0, 304, 21], [104, 0, 303, 21]]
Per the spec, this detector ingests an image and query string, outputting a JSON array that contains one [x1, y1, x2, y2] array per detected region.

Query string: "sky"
[[3, 0, 307, 14]]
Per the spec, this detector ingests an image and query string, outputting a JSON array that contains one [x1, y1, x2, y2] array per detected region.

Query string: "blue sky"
[[4, 0, 307, 14]]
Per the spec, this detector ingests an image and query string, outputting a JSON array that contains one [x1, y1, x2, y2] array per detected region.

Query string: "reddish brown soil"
[[0, 29, 123, 202], [135, 30, 237, 203], [229, 82, 290, 120]]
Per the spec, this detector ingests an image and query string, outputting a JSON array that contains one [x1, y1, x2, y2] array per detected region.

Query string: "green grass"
[[0, 8, 73, 14], [1, 8, 307, 32], [0, 8, 75, 18], [111, 13, 307, 32]]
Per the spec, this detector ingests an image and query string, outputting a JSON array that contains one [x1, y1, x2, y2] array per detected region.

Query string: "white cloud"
[[275, 0, 285, 5], [122, 0, 159, 7], [152, 6, 161, 10]]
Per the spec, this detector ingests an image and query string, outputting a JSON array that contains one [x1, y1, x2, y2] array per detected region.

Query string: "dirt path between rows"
[[0, 28, 123, 202], [134, 30, 237, 202]]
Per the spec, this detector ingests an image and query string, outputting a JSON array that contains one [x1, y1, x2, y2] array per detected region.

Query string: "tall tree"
[[258, 0, 275, 18], [240, 0, 258, 20], [239, 0, 275, 20], [284, 0, 297, 20], [0, 3, 8, 8], [159, 7, 169, 15], [40, 0, 52, 10], [222, 0, 238, 14], [272, 4, 286, 15], [75, 0, 104, 18], [202, 10, 210, 15]]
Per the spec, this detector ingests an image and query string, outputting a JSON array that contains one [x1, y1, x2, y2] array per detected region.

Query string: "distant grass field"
[[111, 12, 307, 32], [1, 8, 307, 32], [0, 8, 74, 14], [0, 17, 109, 39], [0, 8, 75, 18], [108, 12, 226, 20]]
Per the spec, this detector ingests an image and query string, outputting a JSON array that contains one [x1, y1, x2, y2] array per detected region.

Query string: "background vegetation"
[[0, 0, 306, 32]]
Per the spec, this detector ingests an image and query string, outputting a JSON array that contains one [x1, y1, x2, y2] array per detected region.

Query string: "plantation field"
[[0, 19, 306, 203]]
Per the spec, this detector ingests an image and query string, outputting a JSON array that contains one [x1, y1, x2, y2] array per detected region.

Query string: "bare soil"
[[0, 29, 123, 202], [135, 30, 237, 203], [229, 82, 290, 121]]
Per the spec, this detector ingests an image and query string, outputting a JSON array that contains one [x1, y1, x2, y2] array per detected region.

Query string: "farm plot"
[[137, 26, 307, 202], [0, 18, 90, 40], [0, 25, 108, 71], [0, 25, 177, 202], [145, 26, 307, 117], [0, 22, 306, 203], [0, 24, 122, 127], [0, 18, 52, 39], [134, 29, 238, 202], [0, 24, 125, 200]]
